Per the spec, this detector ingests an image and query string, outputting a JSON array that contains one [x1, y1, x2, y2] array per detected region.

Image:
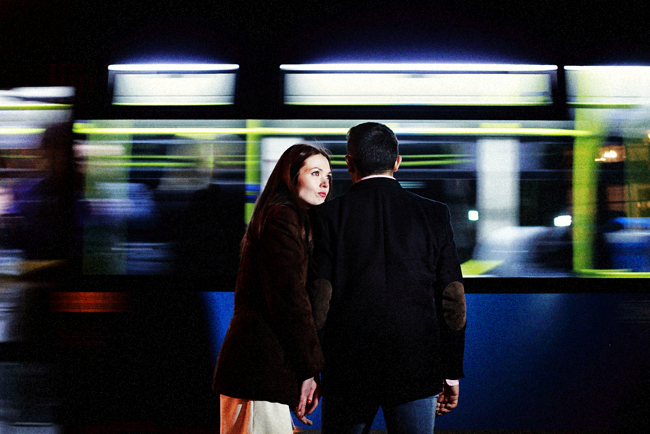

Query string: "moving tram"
[[1, 63, 650, 432]]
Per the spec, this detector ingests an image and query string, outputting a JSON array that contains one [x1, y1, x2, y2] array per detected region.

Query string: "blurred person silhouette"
[[212, 143, 333, 433], [172, 177, 245, 286], [310, 122, 467, 434], [3, 123, 74, 261]]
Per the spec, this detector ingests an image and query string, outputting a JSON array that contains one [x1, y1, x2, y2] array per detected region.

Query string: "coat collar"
[[348, 176, 402, 193]]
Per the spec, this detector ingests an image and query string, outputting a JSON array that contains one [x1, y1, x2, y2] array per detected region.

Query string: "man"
[[309, 122, 466, 434]]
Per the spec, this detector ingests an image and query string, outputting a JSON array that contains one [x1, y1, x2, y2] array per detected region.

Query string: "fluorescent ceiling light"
[[281, 63, 558, 106], [7, 87, 75, 98], [108, 64, 239, 106], [108, 64, 239, 72], [565, 65, 650, 71], [284, 73, 555, 106], [280, 63, 557, 72], [566, 65, 650, 106]]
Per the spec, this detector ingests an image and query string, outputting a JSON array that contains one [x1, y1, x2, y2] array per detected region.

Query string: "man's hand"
[[436, 383, 459, 416], [293, 377, 321, 425]]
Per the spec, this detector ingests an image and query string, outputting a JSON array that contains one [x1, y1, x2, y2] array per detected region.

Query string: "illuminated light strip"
[[0, 104, 73, 110], [0, 128, 46, 135], [74, 126, 251, 135], [392, 127, 592, 137], [82, 154, 468, 168], [108, 63, 240, 72], [89, 155, 201, 160], [566, 66, 650, 108], [328, 154, 472, 167], [112, 102, 233, 107], [86, 162, 198, 168], [72, 126, 350, 135], [461, 260, 504, 276], [280, 63, 558, 72], [211, 161, 247, 166], [328, 155, 347, 166], [0, 155, 41, 159], [285, 101, 554, 107], [565, 65, 650, 71], [87, 155, 247, 166], [399, 159, 472, 166], [73, 124, 592, 137], [577, 269, 650, 278], [567, 103, 640, 109], [89, 155, 243, 160], [283, 68, 555, 106], [405, 154, 469, 158]]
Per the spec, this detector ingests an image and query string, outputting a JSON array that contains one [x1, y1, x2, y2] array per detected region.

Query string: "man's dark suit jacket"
[[310, 177, 466, 406]]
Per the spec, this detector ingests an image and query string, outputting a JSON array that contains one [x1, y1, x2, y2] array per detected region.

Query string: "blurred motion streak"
[[1, 87, 74, 434], [49, 292, 131, 313]]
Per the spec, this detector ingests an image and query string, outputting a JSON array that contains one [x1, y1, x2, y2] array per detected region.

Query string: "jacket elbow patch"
[[308, 278, 332, 330], [442, 281, 466, 330]]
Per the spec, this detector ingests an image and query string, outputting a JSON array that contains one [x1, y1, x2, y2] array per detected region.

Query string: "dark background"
[[3, 0, 650, 65], [3, 0, 650, 118]]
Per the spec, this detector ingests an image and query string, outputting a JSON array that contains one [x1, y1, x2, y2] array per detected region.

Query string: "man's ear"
[[393, 155, 402, 173], [345, 155, 355, 174], [345, 155, 361, 183]]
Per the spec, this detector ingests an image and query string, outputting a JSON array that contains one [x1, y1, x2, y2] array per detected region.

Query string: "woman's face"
[[296, 154, 331, 206]]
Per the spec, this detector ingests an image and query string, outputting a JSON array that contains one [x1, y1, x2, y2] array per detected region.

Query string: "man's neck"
[[351, 170, 394, 183], [358, 173, 395, 182]]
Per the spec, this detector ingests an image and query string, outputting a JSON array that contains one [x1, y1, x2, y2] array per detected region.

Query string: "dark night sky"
[[3, 0, 649, 118], [2, 0, 650, 67]]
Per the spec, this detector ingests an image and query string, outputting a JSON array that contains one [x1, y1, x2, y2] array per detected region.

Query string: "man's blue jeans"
[[321, 394, 438, 434]]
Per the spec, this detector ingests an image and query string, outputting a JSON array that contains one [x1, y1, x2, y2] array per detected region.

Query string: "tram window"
[[73, 120, 247, 284], [1, 87, 75, 267], [70, 119, 650, 279]]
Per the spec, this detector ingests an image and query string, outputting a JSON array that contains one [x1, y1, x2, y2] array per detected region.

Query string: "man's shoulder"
[[403, 189, 449, 209], [316, 184, 449, 210], [312, 195, 341, 217]]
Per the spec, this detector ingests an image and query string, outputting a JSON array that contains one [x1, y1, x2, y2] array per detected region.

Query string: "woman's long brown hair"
[[243, 143, 331, 250]]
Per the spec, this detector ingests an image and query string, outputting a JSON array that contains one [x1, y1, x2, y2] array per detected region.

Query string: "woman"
[[213, 143, 332, 433]]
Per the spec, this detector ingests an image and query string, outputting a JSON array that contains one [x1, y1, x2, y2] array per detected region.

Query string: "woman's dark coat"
[[213, 204, 326, 407]]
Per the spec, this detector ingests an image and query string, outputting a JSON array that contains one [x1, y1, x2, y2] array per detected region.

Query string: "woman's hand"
[[293, 376, 321, 425]]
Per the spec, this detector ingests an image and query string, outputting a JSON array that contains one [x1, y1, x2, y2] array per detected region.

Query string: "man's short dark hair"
[[347, 122, 399, 177]]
